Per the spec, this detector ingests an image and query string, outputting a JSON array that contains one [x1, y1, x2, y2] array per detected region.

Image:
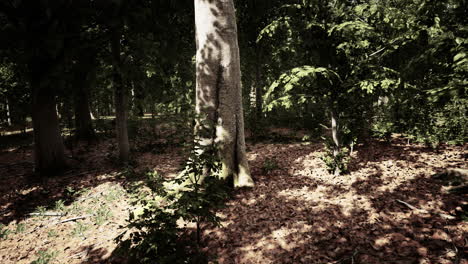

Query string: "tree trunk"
[[111, 26, 130, 162], [31, 74, 66, 175], [6, 98, 12, 126], [73, 55, 96, 141], [194, 0, 254, 187], [255, 48, 263, 125], [330, 108, 341, 176]]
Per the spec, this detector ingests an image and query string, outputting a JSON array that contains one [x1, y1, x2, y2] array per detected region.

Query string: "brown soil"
[[0, 137, 466, 264]]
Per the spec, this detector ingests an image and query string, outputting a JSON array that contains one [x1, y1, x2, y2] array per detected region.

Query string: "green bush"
[[116, 141, 229, 263], [0, 224, 11, 239], [30, 250, 58, 264], [320, 138, 350, 175]]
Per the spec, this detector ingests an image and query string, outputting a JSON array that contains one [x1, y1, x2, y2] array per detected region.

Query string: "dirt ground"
[[0, 135, 466, 264]]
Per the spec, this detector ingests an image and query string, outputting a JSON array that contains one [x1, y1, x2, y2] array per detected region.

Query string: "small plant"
[[34, 206, 47, 216], [262, 158, 280, 174], [30, 249, 58, 264], [116, 138, 229, 263], [372, 121, 393, 141], [0, 224, 11, 239], [320, 139, 350, 175], [69, 202, 82, 214], [53, 200, 65, 212], [104, 188, 123, 202], [15, 223, 26, 234], [47, 230, 58, 238], [71, 221, 88, 237], [94, 206, 112, 225]]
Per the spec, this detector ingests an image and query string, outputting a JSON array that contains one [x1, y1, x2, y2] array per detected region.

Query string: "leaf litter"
[[0, 137, 466, 263]]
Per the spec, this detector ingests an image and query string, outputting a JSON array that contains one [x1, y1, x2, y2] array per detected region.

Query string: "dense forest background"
[[0, 0, 466, 263]]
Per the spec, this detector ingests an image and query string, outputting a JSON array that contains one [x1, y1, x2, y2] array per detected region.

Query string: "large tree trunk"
[[194, 0, 254, 187], [73, 54, 96, 141], [111, 26, 130, 162], [31, 73, 66, 175]]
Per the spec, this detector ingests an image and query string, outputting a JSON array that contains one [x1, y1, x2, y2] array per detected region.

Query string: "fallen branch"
[[59, 214, 94, 224], [396, 199, 455, 220], [396, 199, 428, 213], [28, 212, 64, 217]]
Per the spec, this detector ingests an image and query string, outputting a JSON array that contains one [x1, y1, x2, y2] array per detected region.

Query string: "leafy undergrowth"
[[0, 137, 466, 264]]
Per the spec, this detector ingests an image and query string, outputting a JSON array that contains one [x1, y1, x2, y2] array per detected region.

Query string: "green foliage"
[[53, 200, 66, 213], [372, 121, 393, 141], [431, 98, 467, 144], [264, 66, 340, 112], [34, 206, 47, 217], [116, 141, 229, 263], [71, 221, 88, 238], [262, 158, 280, 174], [320, 139, 350, 175], [15, 223, 26, 234], [94, 206, 113, 225], [47, 230, 58, 238], [30, 250, 58, 264], [0, 224, 11, 239]]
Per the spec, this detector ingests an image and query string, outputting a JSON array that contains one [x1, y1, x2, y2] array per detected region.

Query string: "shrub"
[[116, 141, 229, 263]]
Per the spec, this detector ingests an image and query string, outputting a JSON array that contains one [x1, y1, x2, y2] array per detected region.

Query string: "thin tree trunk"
[[31, 74, 66, 175], [255, 48, 263, 125], [6, 98, 12, 126], [111, 26, 130, 162], [194, 0, 254, 187], [330, 108, 341, 176]]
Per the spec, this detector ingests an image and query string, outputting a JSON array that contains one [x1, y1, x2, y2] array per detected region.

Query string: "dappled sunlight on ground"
[[0, 139, 187, 264], [0, 137, 466, 263], [204, 140, 467, 263]]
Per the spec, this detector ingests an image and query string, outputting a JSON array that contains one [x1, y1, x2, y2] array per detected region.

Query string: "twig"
[[396, 199, 427, 212], [28, 212, 64, 217], [396, 199, 455, 219], [59, 214, 94, 224]]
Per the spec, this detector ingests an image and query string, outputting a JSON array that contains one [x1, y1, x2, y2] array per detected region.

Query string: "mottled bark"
[[111, 26, 130, 162], [194, 0, 254, 187]]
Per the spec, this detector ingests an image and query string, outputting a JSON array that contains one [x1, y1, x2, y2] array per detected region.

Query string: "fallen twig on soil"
[[59, 214, 94, 224], [28, 212, 64, 217], [396, 199, 428, 213], [396, 199, 455, 219]]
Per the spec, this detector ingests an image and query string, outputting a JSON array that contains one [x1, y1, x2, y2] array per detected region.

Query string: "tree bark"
[[30, 72, 66, 175], [255, 48, 263, 125], [194, 0, 254, 187], [73, 55, 96, 141], [111, 26, 130, 162], [330, 108, 341, 176], [6, 98, 12, 126]]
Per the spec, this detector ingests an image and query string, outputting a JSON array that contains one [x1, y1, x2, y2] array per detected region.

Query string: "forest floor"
[[0, 131, 467, 264]]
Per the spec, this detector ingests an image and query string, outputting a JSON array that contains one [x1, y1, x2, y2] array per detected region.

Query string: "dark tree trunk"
[[31, 73, 66, 175], [73, 56, 96, 141], [111, 26, 130, 162]]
